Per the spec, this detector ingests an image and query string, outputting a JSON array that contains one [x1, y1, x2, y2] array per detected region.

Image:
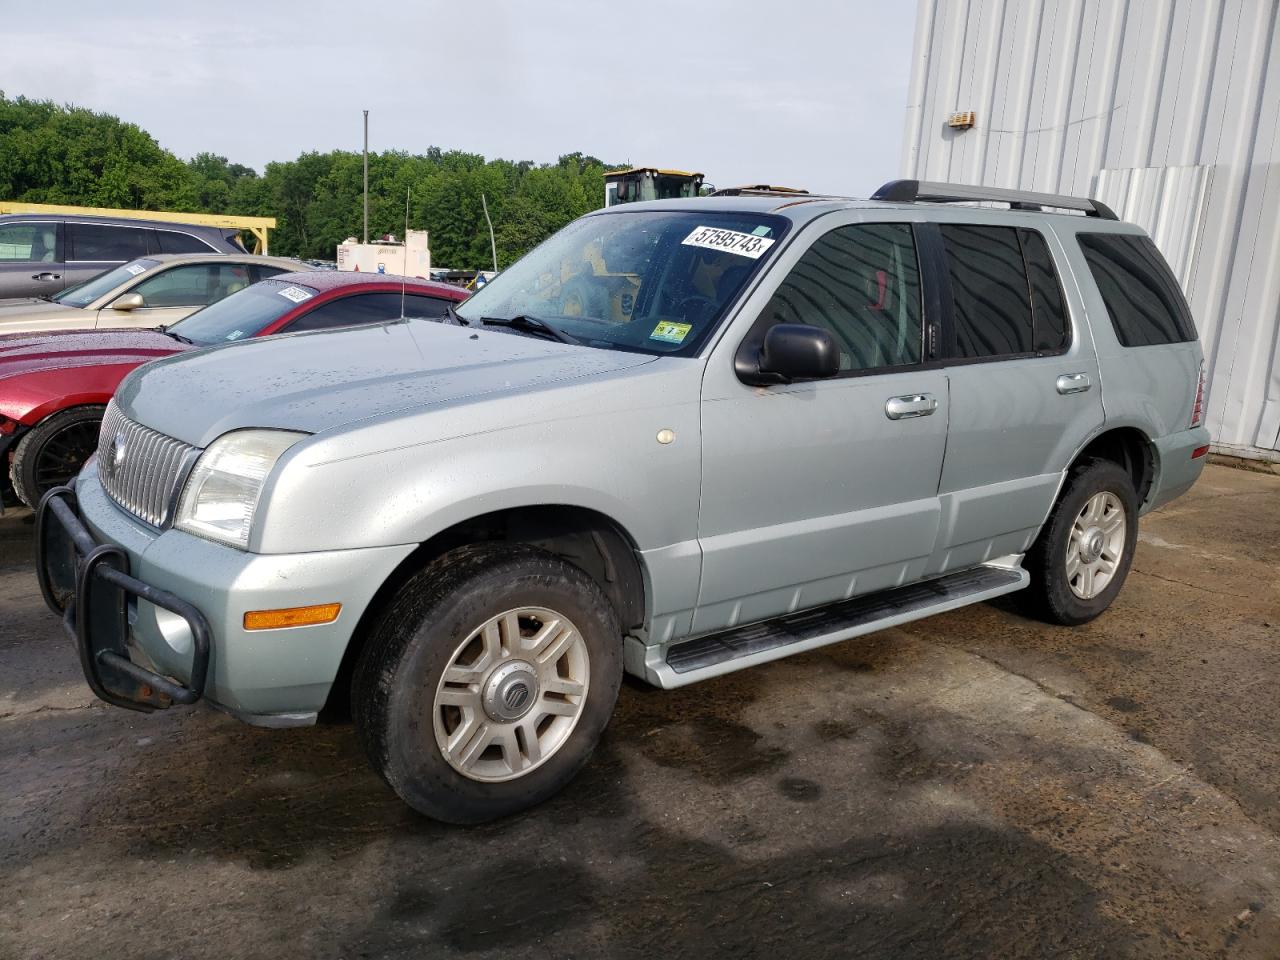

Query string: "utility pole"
[[481, 193, 498, 273], [362, 109, 369, 244]]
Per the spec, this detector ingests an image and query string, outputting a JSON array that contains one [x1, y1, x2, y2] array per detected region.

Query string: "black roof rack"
[[871, 179, 1118, 220]]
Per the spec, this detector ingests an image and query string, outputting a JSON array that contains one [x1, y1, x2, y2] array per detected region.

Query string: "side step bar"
[[633, 563, 1029, 689]]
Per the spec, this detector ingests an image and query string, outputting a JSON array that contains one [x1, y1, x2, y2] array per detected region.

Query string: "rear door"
[[695, 218, 950, 633], [0, 220, 65, 297], [924, 219, 1104, 574]]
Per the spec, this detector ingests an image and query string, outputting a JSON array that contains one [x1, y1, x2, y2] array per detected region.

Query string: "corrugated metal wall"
[[902, 0, 1280, 458]]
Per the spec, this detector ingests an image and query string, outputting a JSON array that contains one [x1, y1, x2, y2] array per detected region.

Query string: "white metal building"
[[902, 0, 1280, 460]]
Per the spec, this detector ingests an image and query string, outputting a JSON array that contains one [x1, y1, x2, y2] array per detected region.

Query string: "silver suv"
[[36, 180, 1210, 823]]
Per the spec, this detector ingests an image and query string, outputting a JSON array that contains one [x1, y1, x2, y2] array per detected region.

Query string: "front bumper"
[[38, 485, 212, 711], [36, 466, 416, 720]]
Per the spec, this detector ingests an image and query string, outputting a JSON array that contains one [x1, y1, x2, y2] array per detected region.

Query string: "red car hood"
[[0, 328, 189, 381]]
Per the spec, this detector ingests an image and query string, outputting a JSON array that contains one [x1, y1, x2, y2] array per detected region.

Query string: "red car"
[[0, 270, 468, 508]]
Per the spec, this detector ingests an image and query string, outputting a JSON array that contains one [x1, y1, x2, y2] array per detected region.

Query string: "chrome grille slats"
[[96, 400, 197, 528]]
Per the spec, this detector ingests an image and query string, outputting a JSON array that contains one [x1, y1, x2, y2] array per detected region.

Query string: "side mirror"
[[110, 293, 145, 312], [745, 323, 839, 384]]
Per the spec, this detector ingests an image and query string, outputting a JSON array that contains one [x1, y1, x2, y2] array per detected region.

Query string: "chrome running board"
[[632, 562, 1029, 689]]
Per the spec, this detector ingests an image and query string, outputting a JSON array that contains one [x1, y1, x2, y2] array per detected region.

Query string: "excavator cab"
[[604, 168, 705, 207]]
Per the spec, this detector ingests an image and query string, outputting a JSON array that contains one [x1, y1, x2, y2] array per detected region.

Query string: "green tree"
[[0, 91, 622, 265]]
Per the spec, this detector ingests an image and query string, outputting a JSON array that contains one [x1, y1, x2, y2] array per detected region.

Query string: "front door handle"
[[1056, 373, 1092, 395], [885, 393, 938, 420], [31, 272, 61, 281]]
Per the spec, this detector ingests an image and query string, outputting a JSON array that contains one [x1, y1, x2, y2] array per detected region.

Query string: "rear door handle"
[[31, 272, 61, 281], [1056, 373, 1092, 395], [885, 393, 938, 420]]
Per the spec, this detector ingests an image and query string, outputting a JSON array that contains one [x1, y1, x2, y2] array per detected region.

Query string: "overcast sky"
[[0, 1, 918, 197]]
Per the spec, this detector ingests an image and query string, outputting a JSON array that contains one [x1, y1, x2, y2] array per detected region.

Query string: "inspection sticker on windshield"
[[681, 225, 775, 259], [650, 320, 692, 344], [277, 286, 313, 304], [124, 263, 146, 276]]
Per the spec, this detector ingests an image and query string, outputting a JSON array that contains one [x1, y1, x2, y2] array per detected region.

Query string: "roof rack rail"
[[871, 179, 1118, 220], [710, 184, 811, 197]]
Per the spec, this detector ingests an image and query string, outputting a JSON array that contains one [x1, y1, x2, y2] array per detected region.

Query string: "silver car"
[[36, 180, 1210, 823]]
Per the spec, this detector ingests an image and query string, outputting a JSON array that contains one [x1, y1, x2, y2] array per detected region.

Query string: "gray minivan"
[[37, 180, 1210, 824], [0, 214, 246, 299]]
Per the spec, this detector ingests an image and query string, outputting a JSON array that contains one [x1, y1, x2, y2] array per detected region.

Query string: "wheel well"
[[1074, 428, 1155, 502], [322, 505, 646, 719]]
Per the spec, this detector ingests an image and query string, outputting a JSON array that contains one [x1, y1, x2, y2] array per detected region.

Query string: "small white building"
[[337, 230, 431, 278], [902, 0, 1280, 461]]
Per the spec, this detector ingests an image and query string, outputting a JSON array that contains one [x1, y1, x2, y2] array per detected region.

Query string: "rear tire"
[[1021, 458, 1139, 626], [352, 543, 623, 824], [10, 405, 105, 508]]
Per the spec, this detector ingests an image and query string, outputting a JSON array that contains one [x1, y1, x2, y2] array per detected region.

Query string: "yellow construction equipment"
[[0, 202, 276, 253], [604, 168, 705, 207]]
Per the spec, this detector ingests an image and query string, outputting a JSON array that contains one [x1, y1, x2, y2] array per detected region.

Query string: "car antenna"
[[401, 186, 410, 320]]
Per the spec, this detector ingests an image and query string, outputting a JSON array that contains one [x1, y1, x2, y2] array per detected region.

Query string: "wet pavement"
[[2, 463, 1278, 959]]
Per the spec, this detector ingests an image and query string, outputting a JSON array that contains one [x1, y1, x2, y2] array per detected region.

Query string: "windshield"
[[53, 259, 160, 308], [456, 211, 788, 355], [170, 279, 319, 345]]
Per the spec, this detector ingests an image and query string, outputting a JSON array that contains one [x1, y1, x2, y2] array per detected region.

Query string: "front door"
[[0, 220, 65, 298], [694, 220, 949, 634]]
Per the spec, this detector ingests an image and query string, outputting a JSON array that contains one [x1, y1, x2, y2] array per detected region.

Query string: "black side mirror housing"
[[738, 323, 840, 385]]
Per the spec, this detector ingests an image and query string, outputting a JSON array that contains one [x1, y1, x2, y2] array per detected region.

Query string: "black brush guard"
[[35, 485, 211, 712]]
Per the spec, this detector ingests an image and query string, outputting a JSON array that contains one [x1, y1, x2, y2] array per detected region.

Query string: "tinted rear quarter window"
[[1077, 233, 1195, 347], [156, 230, 214, 254]]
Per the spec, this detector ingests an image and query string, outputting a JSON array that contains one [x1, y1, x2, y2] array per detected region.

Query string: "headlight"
[[175, 430, 307, 549]]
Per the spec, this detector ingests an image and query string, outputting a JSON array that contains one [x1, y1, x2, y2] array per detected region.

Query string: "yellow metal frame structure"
[[0, 202, 276, 253]]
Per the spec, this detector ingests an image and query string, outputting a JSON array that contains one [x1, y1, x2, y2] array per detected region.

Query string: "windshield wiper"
[[479, 315, 581, 345], [155, 324, 194, 345]]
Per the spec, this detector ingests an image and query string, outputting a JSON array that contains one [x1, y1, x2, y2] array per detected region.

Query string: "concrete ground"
[[2, 463, 1278, 959]]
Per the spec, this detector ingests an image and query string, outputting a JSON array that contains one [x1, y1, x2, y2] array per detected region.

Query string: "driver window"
[[762, 223, 923, 372]]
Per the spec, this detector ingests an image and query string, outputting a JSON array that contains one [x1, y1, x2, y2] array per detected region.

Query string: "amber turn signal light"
[[243, 603, 342, 630]]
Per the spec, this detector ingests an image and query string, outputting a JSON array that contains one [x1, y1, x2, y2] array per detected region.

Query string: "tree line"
[[0, 93, 616, 267]]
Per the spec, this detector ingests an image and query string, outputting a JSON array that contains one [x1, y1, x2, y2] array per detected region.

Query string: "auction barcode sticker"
[[124, 263, 147, 276], [681, 225, 775, 259], [277, 285, 314, 303]]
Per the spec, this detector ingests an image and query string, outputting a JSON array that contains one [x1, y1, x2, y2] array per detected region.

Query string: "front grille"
[[97, 401, 198, 527]]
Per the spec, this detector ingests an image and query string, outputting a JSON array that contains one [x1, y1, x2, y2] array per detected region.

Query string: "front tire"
[[1022, 459, 1139, 626], [10, 405, 105, 508], [352, 543, 623, 823]]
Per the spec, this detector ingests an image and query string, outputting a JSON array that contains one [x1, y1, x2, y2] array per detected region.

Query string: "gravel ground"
[[2, 463, 1278, 959]]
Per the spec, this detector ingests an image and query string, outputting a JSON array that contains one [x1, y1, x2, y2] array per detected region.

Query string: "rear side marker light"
[[1191, 445, 1209, 459], [244, 603, 342, 631]]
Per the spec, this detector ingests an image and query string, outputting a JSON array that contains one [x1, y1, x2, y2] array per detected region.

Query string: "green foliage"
[[0, 92, 618, 267]]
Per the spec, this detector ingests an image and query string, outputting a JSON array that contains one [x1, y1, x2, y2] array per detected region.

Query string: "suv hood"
[[117, 320, 658, 446], [0, 328, 183, 380]]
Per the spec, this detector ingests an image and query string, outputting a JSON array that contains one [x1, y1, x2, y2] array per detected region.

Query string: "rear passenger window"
[[762, 223, 922, 372], [1078, 233, 1195, 347], [68, 223, 150, 262], [940, 224, 1070, 359], [155, 231, 213, 254], [940, 224, 1033, 357]]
